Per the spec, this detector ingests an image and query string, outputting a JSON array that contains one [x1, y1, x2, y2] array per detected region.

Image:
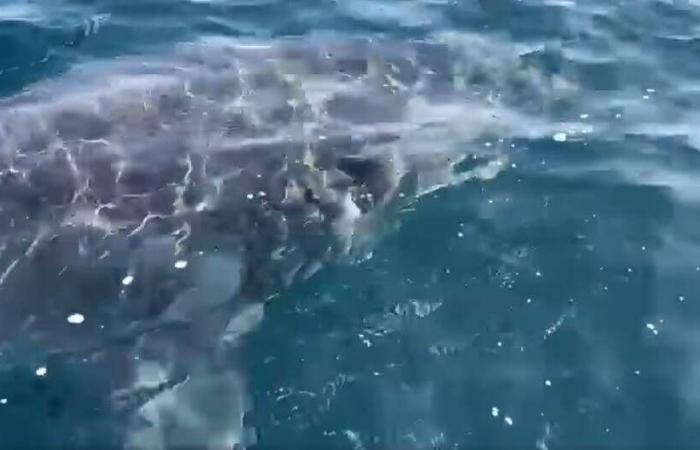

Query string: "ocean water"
[[2, 0, 700, 449]]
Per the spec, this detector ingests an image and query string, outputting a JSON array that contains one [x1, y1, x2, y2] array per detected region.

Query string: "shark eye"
[[304, 188, 320, 204], [337, 156, 379, 185]]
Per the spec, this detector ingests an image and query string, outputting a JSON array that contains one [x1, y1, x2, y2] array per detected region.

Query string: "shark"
[[0, 34, 561, 449]]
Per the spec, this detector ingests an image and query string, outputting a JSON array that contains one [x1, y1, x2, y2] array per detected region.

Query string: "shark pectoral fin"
[[221, 303, 264, 347]]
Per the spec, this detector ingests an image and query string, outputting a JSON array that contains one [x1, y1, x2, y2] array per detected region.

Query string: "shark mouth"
[[0, 35, 571, 448]]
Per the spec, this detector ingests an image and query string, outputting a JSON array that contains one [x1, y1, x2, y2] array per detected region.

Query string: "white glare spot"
[[484, 141, 493, 147], [535, 271, 542, 277], [457, 232, 464, 238], [246, 193, 254, 200], [67, 313, 85, 324], [504, 416, 514, 426], [679, 295, 686, 302], [579, 113, 589, 119], [615, 113, 622, 119], [645, 323, 659, 334], [646, 88, 656, 93], [545, 379, 552, 387], [121, 275, 134, 286], [0, 398, 6, 405], [35, 366, 47, 377], [634, 369, 641, 375], [258, 191, 267, 197], [491, 407, 500, 417], [174, 260, 188, 270], [553, 132, 567, 142], [526, 298, 532, 304], [497, 341, 503, 347]]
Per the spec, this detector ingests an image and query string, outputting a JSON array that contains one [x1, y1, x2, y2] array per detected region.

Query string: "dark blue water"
[[3, 0, 700, 449]]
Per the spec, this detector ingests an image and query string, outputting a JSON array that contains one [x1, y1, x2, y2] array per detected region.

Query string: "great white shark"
[[0, 34, 569, 449]]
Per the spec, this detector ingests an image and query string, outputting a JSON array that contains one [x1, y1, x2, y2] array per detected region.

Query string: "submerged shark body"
[[0, 36, 555, 448]]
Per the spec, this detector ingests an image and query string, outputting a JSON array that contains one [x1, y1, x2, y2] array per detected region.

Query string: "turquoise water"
[[2, 1, 700, 449]]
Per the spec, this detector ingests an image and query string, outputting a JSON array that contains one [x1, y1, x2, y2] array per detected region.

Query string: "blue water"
[[3, 0, 700, 449]]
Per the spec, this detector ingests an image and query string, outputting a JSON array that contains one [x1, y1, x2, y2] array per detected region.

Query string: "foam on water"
[[0, 3, 40, 21]]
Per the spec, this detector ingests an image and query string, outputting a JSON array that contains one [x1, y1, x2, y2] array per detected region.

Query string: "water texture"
[[1, 1, 700, 449]]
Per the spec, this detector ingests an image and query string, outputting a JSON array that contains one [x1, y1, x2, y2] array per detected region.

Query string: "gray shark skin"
[[0, 35, 551, 449]]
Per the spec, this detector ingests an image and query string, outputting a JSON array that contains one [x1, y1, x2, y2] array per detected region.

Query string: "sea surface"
[[2, 0, 700, 449]]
